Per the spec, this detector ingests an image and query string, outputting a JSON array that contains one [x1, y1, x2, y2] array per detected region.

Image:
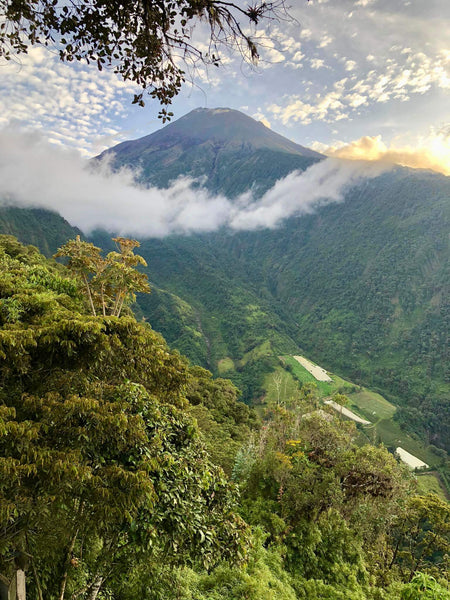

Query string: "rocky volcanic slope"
[[97, 107, 323, 197]]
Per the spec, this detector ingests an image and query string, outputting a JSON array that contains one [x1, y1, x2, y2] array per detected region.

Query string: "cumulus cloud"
[[0, 128, 390, 237], [323, 131, 450, 176], [267, 48, 450, 127], [0, 47, 138, 156]]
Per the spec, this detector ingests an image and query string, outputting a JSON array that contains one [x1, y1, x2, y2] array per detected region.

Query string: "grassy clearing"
[[281, 355, 355, 398], [347, 390, 396, 422], [415, 473, 447, 501], [217, 357, 235, 374]]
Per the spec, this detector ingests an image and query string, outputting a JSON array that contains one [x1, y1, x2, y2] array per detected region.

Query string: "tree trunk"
[[100, 284, 106, 316], [116, 293, 127, 318], [8, 570, 26, 600], [82, 273, 96, 316], [112, 289, 125, 316], [58, 530, 79, 600], [86, 576, 104, 600]]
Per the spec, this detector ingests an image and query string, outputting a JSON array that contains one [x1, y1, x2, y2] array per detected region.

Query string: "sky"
[[0, 0, 449, 171]]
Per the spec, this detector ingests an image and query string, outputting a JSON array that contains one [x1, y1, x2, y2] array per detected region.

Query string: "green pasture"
[[347, 389, 396, 421], [415, 473, 447, 501], [279, 355, 440, 469], [281, 355, 355, 398], [217, 357, 235, 374]]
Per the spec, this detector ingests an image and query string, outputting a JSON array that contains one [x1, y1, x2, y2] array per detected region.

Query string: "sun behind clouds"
[[318, 130, 450, 176]]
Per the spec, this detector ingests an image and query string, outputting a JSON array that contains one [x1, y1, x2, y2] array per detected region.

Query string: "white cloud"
[[266, 48, 450, 127], [310, 58, 325, 69], [252, 111, 271, 128], [0, 47, 138, 156], [0, 127, 391, 236], [322, 130, 450, 176], [300, 29, 313, 40], [318, 35, 333, 48]]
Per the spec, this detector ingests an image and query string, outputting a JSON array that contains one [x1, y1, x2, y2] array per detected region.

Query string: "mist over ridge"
[[0, 107, 448, 453], [0, 110, 391, 237]]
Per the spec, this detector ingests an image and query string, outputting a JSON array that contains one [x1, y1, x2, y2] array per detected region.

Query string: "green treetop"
[[0, 235, 248, 599]]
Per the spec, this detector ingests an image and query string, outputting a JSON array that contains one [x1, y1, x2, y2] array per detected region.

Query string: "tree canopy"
[[0, 0, 290, 116], [0, 235, 248, 599], [1, 234, 449, 600]]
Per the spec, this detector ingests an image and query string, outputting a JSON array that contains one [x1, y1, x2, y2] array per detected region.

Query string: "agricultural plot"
[[278, 354, 442, 474], [293, 355, 332, 381], [281, 355, 355, 397], [346, 390, 396, 422]]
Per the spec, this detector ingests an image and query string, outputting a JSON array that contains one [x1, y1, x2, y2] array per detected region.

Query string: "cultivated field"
[[293, 355, 332, 381], [324, 400, 371, 425]]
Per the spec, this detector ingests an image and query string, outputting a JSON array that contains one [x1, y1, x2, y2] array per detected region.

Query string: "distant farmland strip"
[[324, 400, 371, 425], [293, 356, 332, 381]]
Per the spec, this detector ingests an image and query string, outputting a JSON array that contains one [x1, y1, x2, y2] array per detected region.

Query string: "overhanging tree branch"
[[0, 0, 293, 118]]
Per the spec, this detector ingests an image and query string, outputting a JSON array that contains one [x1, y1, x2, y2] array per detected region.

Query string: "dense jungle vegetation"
[[0, 235, 448, 599]]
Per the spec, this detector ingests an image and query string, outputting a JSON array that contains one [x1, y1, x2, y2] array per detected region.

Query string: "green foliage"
[[1, 1, 284, 114], [388, 494, 450, 581], [234, 398, 418, 592], [186, 366, 259, 474], [55, 235, 150, 316], [401, 573, 450, 600], [183, 532, 298, 600], [0, 236, 249, 598], [0, 219, 448, 600]]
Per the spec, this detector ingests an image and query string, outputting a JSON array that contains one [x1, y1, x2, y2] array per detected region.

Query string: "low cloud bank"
[[322, 131, 450, 176], [0, 128, 391, 237]]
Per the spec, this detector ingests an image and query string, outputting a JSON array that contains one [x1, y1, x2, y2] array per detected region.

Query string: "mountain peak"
[[103, 107, 322, 160], [97, 107, 323, 196], [153, 107, 322, 157]]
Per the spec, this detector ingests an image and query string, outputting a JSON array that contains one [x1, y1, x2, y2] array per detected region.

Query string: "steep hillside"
[[1, 108, 448, 450], [90, 163, 449, 452], [0, 206, 81, 256]]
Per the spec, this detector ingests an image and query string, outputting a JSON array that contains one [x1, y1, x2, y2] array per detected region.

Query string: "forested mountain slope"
[[92, 110, 449, 449], [0, 108, 448, 451], [0, 206, 81, 256], [2, 235, 449, 599], [90, 166, 450, 449]]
